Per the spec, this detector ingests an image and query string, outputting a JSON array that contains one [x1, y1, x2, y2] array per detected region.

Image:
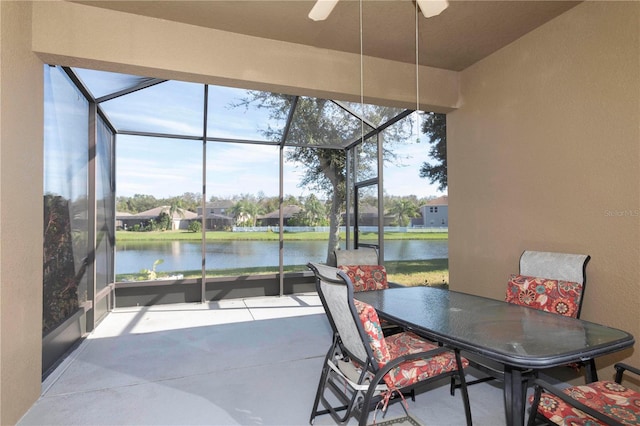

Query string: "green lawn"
[[115, 230, 448, 241], [116, 258, 449, 288]]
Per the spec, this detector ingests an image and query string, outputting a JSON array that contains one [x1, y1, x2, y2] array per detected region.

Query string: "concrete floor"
[[19, 294, 521, 426]]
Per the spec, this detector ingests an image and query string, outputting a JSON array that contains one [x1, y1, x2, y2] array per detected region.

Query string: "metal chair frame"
[[308, 262, 472, 426], [527, 363, 640, 426]]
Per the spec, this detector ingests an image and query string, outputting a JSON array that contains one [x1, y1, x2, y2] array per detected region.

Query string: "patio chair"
[[527, 362, 640, 426], [335, 247, 379, 267], [514, 250, 591, 319], [336, 248, 387, 293], [335, 248, 403, 336], [452, 250, 592, 395], [308, 262, 472, 426]]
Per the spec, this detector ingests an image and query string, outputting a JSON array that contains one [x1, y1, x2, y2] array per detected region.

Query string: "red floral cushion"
[[354, 300, 468, 389], [505, 274, 583, 318], [532, 381, 640, 425], [339, 265, 388, 292]]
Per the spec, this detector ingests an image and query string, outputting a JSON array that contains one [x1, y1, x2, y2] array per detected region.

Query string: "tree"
[[244, 200, 263, 227], [156, 212, 171, 231], [238, 93, 409, 264], [303, 194, 329, 226], [43, 194, 80, 333], [387, 198, 420, 227], [178, 192, 201, 212], [187, 220, 201, 233], [419, 112, 447, 191], [230, 197, 262, 227], [230, 200, 249, 226], [167, 201, 185, 230]]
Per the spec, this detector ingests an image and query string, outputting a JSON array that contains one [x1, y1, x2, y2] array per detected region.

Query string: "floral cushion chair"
[[337, 264, 404, 336], [308, 262, 472, 426], [528, 363, 640, 426], [338, 264, 388, 292], [505, 274, 583, 318], [454, 250, 592, 396], [354, 299, 472, 425]]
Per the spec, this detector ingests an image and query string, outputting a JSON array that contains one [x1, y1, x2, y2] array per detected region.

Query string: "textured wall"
[[448, 1, 639, 377], [0, 1, 44, 424]]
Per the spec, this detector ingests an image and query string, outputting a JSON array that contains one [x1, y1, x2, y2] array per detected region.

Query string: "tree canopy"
[[419, 112, 447, 191]]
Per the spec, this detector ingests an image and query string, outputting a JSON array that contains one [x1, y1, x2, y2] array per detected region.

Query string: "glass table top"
[[355, 286, 634, 368]]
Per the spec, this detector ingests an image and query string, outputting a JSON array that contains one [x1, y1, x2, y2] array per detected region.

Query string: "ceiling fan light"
[[308, 0, 340, 21], [417, 0, 449, 18]]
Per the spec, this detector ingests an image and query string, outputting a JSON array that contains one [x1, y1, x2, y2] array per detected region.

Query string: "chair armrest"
[[370, 346, 460, 388], [614, 362, 640, 382], [530, 378, 625, 426]]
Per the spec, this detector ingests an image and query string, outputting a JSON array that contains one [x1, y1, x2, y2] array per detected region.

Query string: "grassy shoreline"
[[116, 258, 449, 287], [115, 230, 448, 242]]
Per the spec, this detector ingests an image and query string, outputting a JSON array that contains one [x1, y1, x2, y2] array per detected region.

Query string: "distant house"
[[342, 205, 395, 227], [196, 201, 234, 230], [115, 211, 133, 230], [259, 205, 302, 227], [197, 200, 234, 217], [117, 206, 197, 230], [420, 195, 448, 227]]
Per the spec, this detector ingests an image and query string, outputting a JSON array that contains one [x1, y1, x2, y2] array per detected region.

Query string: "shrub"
[[188, 220, 202, 233]]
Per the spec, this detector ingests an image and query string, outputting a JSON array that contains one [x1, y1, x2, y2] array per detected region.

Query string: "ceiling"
[[73, 0, 581, 72]]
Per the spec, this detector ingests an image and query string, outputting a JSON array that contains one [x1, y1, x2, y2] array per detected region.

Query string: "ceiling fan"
[[308, 0, 449, 21]]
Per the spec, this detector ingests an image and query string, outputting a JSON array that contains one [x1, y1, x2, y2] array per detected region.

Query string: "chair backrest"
[[307, 262, 372, 365], [507, 250, 590, 318], [337, 265, 389, 292], [519, 250, 590, 284], [335, 247, 387, 292], [334, 247, 379, 266]]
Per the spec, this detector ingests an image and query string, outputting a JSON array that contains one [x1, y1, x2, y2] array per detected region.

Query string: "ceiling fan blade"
[[416, 0, 449, 18], [308, 0, 340, 21]]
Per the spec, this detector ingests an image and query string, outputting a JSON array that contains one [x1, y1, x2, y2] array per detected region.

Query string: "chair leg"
[[526, 385, 543, 426], [455, 350, 473, 426], [309, 346, 334, 424], [358, 377, 381, 426]]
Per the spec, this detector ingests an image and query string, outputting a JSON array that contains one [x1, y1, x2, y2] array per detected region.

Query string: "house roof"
[[260, 205, 302, 219], [134, 206, 197, 219], [196, 213, 233, 221], [423, 195, 448, 207]]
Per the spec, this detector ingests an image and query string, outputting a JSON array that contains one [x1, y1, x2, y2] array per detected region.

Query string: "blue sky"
[[50, 67, 446, 200]]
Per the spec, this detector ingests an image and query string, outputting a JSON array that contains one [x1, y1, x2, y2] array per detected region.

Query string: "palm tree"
[[388, 199, 420, 227], [163, 201, 185, 231], [244, 201, 263, 227], [230, 200, 248, 226]]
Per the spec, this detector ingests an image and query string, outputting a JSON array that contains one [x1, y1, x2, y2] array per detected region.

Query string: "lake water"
[[116, 240, 448, 274]]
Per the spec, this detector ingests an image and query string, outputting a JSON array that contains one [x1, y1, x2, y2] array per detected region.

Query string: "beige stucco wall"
[[0, 1, 45, 424], [448, 0, 639, 376]]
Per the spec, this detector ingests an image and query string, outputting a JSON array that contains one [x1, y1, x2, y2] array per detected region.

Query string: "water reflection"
[[116, 239, 448, 274]]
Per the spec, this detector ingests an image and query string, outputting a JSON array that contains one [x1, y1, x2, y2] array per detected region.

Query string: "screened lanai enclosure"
[[43, 65, 446, 374]]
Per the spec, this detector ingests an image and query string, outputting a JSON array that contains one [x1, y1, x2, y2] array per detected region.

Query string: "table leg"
[[503, 366, 525, 426], [585, 359, 598, 383]]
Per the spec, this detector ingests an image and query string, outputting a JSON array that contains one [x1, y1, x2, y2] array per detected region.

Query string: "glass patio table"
[[355, 286, 635, 426]]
